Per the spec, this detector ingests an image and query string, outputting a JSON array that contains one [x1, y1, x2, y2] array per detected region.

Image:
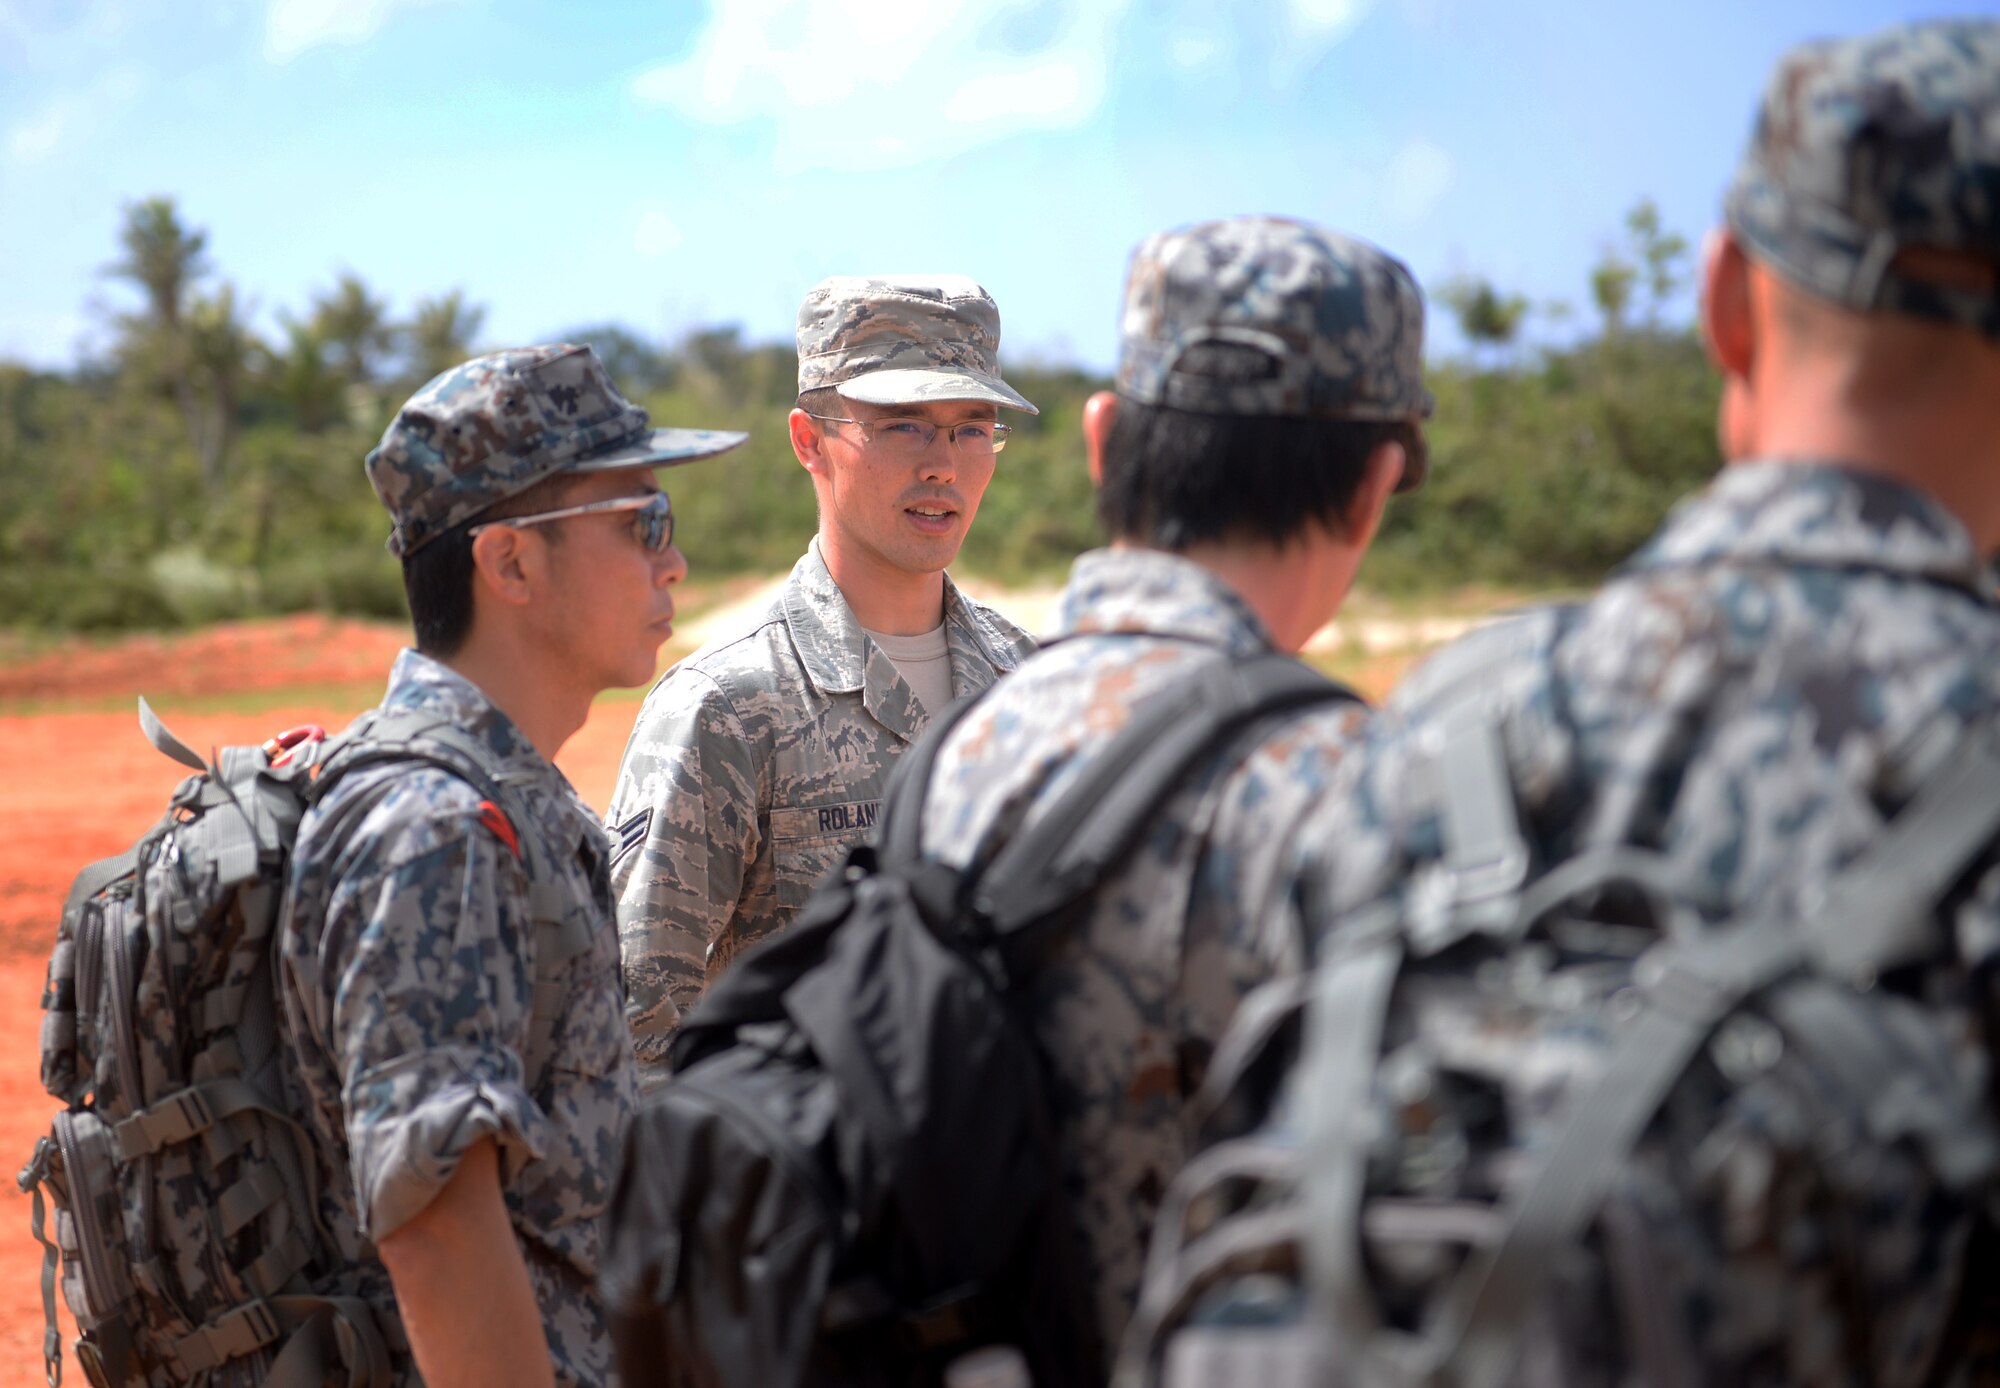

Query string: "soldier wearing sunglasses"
[[606, 275, 1039, 1089], [277, 344, 742, 1387]]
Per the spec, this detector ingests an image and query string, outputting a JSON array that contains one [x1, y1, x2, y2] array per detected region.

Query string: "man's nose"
[[918, 434, 958, 481], [655, 542, 688, 586]]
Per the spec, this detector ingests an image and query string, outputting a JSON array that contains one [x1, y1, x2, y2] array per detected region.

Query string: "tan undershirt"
[[862, 622, 953, 713]]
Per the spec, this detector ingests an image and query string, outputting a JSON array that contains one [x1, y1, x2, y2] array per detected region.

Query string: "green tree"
[[182, 284, 257, 492], [1590, 251, 1638, 336], [312, 273, 395, 386], [108, 197, 209, 336], [105, 198, 253, 495], [406, 290, 488, 384], [1439, 274, 1529, 367], [1624, 198, 1691, 326], [270, 318, 344, 433]]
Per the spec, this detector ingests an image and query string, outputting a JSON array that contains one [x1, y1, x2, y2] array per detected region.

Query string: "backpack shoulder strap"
[[973, 652, 1356, 944], [875, 683, 1011, 872]]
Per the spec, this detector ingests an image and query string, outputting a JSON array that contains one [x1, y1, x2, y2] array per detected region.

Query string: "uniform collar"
[[1054, 547, 1280, 658], [380, 648, 551, 774], [1630, 462, 1991, 597], [780, 540, 1026, 741]]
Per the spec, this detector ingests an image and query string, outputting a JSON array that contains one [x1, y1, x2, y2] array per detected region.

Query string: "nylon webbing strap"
[[1431, 710, 1529, 926], [979, 655, 1353, 937], [1127, 1137, 1310, 1380], [318, 710, 578, 1084], [173, 1295, 391, 1388], [1798, 725, 2000, 980], [876, 687, 1004, 872], [1302, 920, 1406, 1350], [20, 1141, 61, 1388], [139, 696, 207, 772], [1764, 980, 1999, 1191], [112, 1077, 273, 1160], [64, 848, 140, 922], [1435, 920, 1806, 1388]]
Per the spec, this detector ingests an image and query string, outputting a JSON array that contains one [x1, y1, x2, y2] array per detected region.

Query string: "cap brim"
[[834, 368, 1039, 415], [570, 427, 750, 473]]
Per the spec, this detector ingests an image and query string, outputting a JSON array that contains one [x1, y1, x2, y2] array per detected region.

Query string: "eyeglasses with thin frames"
[[805, 413, 1010, 456], [469, 491, 675, 553]]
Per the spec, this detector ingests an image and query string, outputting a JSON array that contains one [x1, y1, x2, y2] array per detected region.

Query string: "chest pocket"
[[766, 798, 882, 912]]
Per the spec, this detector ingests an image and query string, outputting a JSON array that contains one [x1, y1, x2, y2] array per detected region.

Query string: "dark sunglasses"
[[470, 491, 675, 554]]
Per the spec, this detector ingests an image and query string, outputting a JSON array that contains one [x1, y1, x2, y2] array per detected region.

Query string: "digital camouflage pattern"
[[280, 650, 637, 1388], [795, 273, 1039, 413], [365, 343, 746, 556], [916, 547, 1371, 1374], [1291, 462, 2000, 1384], [1117, 216, 1433, 436], [1726, 18, 2000, 341], [606, 542, 1034, 1087]]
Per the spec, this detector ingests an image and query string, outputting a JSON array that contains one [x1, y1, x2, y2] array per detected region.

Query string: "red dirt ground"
[[0, 619, 641, 1384]]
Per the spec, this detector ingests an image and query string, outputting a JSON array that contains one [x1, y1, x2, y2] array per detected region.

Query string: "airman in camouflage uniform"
[[279, 345, 743, 1386], [607, 276, 1036, 1086], [914, 216, 1432, 1371], [1278, 20, 2000, 1384]]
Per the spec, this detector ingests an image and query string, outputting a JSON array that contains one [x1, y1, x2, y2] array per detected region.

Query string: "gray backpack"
[[20, 699, 579, 1388], [1123, 621, 2000, 1388]]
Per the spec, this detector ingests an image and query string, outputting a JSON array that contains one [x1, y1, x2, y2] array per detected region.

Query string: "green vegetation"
[[1, 197, 1721, 633]]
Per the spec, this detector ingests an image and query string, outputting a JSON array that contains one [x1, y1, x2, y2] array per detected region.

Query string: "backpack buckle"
[[17, 1135, 52, 1194]]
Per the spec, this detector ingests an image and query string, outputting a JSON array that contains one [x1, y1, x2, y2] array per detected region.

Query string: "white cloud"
[[1168, 30, 1221, 71], [630, 0, 1134, 172], [7, 98, 81, 164], [263, 0, 457, 62], [1272, 0, 1378, 83], [5, 66, 147, 165], [634, 207, 683, 258], [1382, 135, 1454, 224]]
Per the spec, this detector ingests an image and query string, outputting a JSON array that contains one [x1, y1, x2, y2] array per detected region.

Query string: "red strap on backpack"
[[476, 801, 522, 859], [262, 724, 328, 769]]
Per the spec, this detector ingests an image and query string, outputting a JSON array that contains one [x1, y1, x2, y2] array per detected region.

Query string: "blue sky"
[[0, 0, 1957, 374]]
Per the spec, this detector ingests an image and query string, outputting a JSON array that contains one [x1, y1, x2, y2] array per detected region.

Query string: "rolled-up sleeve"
[[606, 670, 760, 1086], [322, 808, 553, 1241]]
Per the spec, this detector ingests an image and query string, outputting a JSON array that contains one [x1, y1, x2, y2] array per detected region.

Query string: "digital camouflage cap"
[[1725, 18, 2000, 341], [367, 344, 748, 557], [796, 274, 1038, 414], [1117, 216, 1433, 435]]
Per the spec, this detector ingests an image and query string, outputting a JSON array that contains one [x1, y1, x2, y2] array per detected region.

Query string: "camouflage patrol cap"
[[366, 344, 747, 557], [1118, 216, 1433, 451], [796, 275, 1038, 414], [1725, 19, 2000, 340]]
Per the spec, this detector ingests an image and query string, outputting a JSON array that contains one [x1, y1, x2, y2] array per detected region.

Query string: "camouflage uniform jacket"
[[1297, 461, 2000, 1385], [278, 650, 637, 1388], [917, 547, 1371, 1373], [607, 542, 1034, 1084]]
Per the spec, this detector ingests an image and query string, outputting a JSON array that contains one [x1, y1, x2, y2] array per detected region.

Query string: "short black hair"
[[402, 470, 583, 657], [1095, 397, 1425, 551], [796, 385, 843, 417]]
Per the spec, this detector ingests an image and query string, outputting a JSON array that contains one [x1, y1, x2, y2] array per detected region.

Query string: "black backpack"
[[20, 699, 579, 1388], [1122, 620, 2000, 1388], [599, 652, 1359, 1388]]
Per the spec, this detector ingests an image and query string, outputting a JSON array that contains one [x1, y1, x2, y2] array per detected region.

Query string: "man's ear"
[[1081, 390, 1118, 488], [468, 524, 539, 609], [790, 407, 828, 478], [1701, 227, 1755, 380]]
